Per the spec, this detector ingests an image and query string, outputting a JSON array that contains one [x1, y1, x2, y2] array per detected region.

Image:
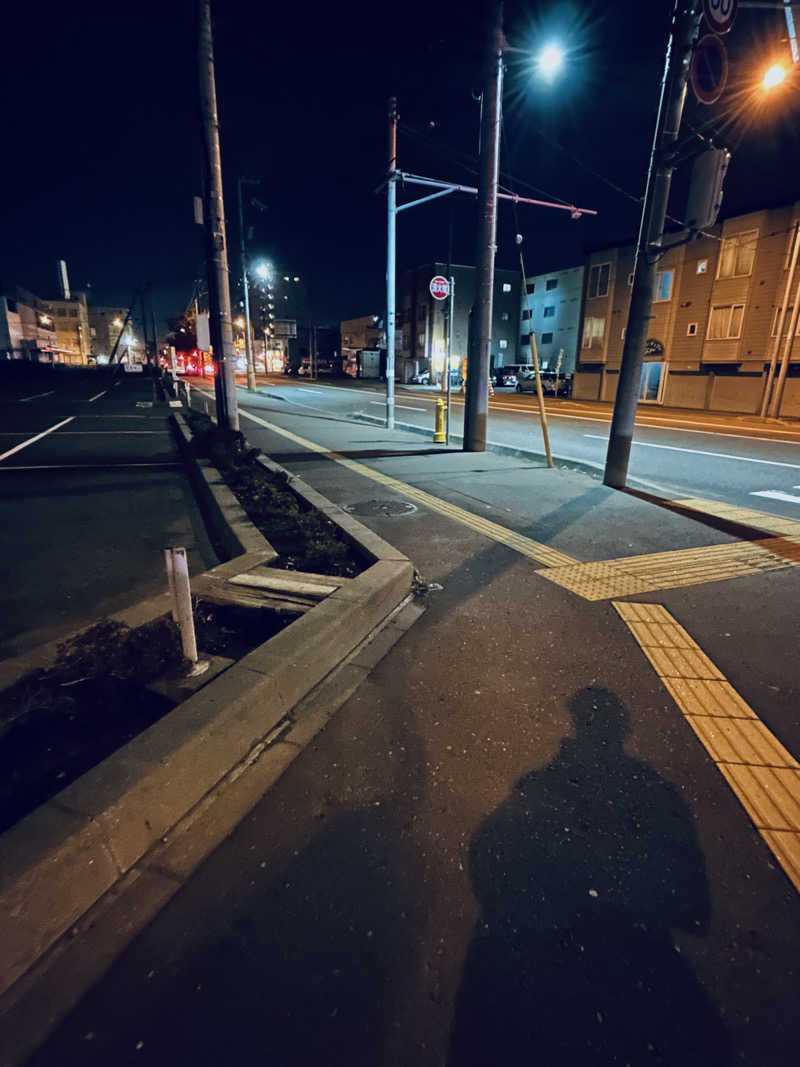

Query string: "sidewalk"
[[0, 367, 216, 659], [21, 392, 800, 1066]]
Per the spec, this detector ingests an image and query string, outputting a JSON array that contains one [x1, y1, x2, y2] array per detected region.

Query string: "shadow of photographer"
[[448, 686, 730, 1066]]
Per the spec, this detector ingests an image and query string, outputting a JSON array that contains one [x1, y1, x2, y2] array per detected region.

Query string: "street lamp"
[[255, 262, 272, 282], [535, 42, 564, 81], [762, 63, 787, 89]]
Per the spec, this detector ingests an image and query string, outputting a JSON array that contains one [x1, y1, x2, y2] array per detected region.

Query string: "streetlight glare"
[[763, 63, 787, 89], [537, 43, 564, 81], [255, 261, 272, 280]]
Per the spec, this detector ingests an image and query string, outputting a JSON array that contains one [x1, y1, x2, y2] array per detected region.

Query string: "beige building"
[[39, 292, 91, 364], [89, 306, 128, 361], [574, 201, 800, 417]]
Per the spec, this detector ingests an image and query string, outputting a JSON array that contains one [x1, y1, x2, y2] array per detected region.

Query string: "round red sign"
[[690, 34, 728, 105], [703, 0, 737, 36], [429, 275, 450, 301]]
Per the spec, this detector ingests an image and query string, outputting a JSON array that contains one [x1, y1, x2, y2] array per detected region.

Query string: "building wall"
[[89, 307, 128, 359], [341, 315, 383, 352], [40, 292, 91, 363], [574, 200, 800, 414], [520, 264, 584, 373], [1, 290, 58, 358]]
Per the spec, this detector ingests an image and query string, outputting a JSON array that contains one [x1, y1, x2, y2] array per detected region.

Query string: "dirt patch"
[[0, 602, 292, 835], [185, 411, 364, 577]]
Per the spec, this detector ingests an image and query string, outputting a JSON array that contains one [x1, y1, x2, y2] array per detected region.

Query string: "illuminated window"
[[696, 259, 708, 274], [502, 283, 512, 293], [499, 339, 508, 349], [654, 270, 673, 301], [582, 316, 605, 349], [770, 306, 800, 336], [717, 231, 757, 278], [707, 304, 744, 339]]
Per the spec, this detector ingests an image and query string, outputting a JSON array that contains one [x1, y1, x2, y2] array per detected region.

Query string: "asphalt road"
[[0, 365, 215, 657], [234, 376, 800, 519]]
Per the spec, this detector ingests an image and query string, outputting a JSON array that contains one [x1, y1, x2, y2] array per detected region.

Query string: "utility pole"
[[385, 96, 398, 429], [197, 0, 238, 430], [464, 2, 504, 452], [237, 176, 258, 392], [603, 0, 702, 488]]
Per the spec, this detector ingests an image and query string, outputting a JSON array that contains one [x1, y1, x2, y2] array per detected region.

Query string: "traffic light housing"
[[685, 147, 731, 233]]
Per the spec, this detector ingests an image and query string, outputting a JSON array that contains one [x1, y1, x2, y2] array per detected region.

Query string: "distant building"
[[520, 265, 585, 374], [89, 306, 128, 361], [0, 287, 58, 360], [574, 200, 800, 416], [397, 263, 521, 383], [38, 292, 91, 364]]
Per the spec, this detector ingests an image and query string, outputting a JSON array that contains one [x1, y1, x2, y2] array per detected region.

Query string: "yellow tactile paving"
[[614, 601, 800, 894], [237, 409, 577, 569], [674, 497, 800, 538], [539, 537, 800, 600]]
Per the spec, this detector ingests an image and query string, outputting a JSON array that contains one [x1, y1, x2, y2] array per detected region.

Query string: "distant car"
[[516, 370, 571, 397], [494, 371, 517, 387], [410, 371, 430, 384]]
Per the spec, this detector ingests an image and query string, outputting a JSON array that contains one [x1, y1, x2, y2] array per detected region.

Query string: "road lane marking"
[[751, 489, 800, 506], [18, 391, 55, 402], [368, 400, 426, 412], [236, 407, 577, 568], [614, 601, 800, 895], [87, 390, 108, 402], [0, 417, 75, 463], [674, 497, 800, 538], [539, 538, 800, 599], [583, 434, 800, 469], [0, 463, 179, 471]]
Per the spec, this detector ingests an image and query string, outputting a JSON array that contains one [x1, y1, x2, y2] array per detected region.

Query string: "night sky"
[[2, 1, 798, 332]]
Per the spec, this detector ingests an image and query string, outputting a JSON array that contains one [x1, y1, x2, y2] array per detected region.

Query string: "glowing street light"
[[234, 317, 245, 328], [536, 42, 564, 81], [40, 314, 51, 325], [763, 63, 787, 89], [255, 261, 272, 281]]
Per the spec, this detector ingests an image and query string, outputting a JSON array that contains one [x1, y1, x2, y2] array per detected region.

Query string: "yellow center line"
[[236, 407, 577, 569], [614, 600, 800, 895]]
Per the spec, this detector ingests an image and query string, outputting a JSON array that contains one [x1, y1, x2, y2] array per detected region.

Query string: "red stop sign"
[[429, 275, 450, 300]]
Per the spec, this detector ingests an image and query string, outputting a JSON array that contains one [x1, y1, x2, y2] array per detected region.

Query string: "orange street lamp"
[[763, 63, 788, 89]]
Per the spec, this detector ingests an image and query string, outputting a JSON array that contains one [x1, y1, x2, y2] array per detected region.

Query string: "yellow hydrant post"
[[433, 396, 446, 443]]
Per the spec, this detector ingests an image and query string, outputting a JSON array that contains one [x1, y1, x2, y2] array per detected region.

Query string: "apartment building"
[[397, 263, 521, 383], [89, 306, 128, 361], [38, 291, 91, 364], [573, 201, 800, 417], [520, 264, 585, 373]]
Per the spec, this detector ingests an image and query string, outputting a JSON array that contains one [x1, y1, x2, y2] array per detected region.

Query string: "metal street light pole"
[[197, 0, 238, 430], [237, 177, 258, 392], [603, 0, 702, 488], [386, 97, 398, 429], [464, 2, 504, 452]]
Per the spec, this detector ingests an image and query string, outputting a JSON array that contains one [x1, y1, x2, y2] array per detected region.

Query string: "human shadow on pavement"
[[448, 686, 730, 1067]]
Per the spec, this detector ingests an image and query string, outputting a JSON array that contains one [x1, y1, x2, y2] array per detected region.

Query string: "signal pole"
[[386, 96, 398, 429], [198, 0, 238, 430], [464, 2, 504, 452], [237, 177, 258, 392], [603, 0, 702, 488]]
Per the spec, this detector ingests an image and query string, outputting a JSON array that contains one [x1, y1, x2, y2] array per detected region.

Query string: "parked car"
[[409, 371, 430, 384], [516, 370, 572, 397], [495, 372, 517, 387]]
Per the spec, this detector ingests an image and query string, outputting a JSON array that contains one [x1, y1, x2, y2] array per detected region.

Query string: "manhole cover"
[[344, 499, 417, 518]]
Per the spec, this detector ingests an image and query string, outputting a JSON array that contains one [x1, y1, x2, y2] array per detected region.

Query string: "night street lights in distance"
[[535, 42, 564, 81]]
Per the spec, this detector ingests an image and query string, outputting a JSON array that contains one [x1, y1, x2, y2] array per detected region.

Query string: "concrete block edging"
[[0, 412, 413, 1002]]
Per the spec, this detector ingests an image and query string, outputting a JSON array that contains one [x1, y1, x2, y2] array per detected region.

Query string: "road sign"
[[690, 34, 728, 104], [124, 362, 144, 373], [703, 0, 737, 35], [429, 275, 450, 301]]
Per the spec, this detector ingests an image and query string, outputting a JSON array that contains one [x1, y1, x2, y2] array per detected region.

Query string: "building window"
[[499, 339, 508, 349], [545, 278, 558, 290], [520, 334, 530, 348], [654, 270, 674, 302], [541, 332, 553, 344], [587, 263, 610, 299], [501, 312, 509, 321], [417, 333, 425, 346], [687, 322, 698, 336], [582, 316, 605, 349], [57, 308, 67, 317], [697, 259, 708, 274], [502, 283, 512, 293], [526, 282, 535, 294], [68, 309, 78, 318], [627, 273, 634, 286], [543, 306, 555, 318], [785, 225, 800, 269], [717, 230, 758, 278], [522, 309, 532, 320], [621, 327, 626, 340], [707, 304, 744, 339], [770, 306, 800, 336]]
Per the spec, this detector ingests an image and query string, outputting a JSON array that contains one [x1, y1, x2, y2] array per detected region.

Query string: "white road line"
[[368, 400, 426, 412], [18, 391, 55, 402], [88, 390, 108, 402], [0, 417, 75, 462], [50, 431, 170, 435], [0, 463, 178, 471], [583, 434, 800, 469], [751, 489, 800, 505]]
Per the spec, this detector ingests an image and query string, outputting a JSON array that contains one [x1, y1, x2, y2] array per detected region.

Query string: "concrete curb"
[[0, 419, 415, 1004]]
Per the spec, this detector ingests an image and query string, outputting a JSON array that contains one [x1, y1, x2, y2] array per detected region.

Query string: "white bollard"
[[164, 547, 208, 675]]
